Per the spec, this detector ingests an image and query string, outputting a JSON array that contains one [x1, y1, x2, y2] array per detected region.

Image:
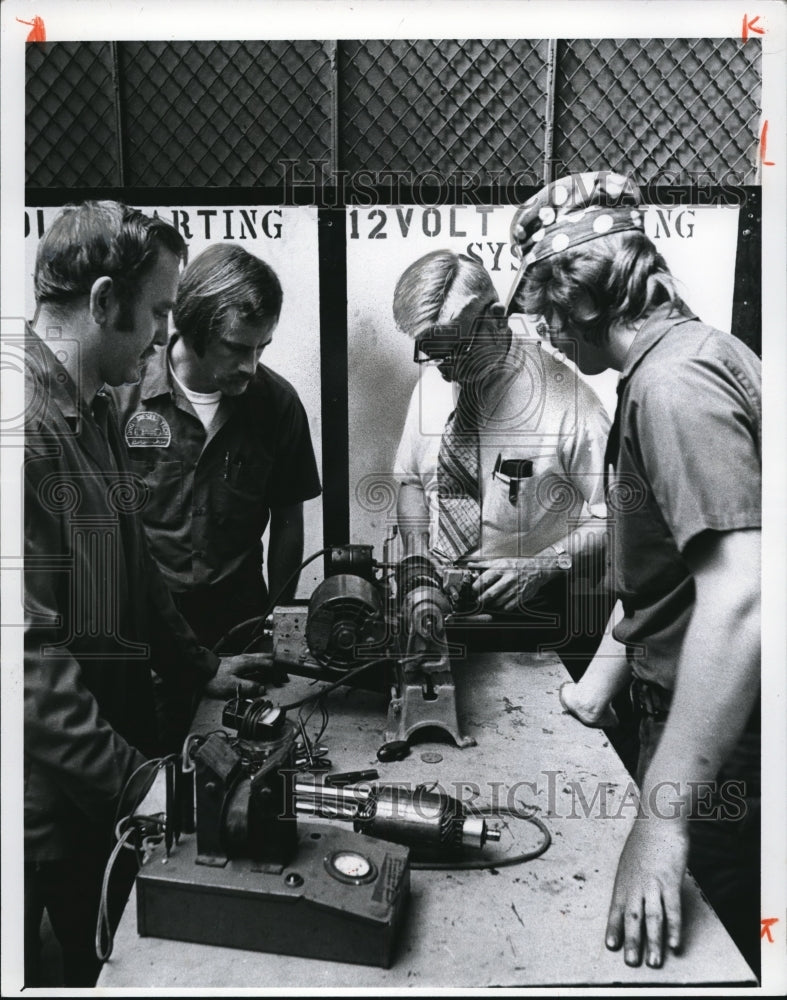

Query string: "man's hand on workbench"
[[605, 814, 689, 968], [466, 557, 546, 612], [206, 653, 276, 698]]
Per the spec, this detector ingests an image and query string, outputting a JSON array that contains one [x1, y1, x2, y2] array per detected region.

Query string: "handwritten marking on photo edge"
[[760, 121, 775, 167], [760, 917, 778, 943], [16, 16, 46, 42], [741, 14, 765, 42]]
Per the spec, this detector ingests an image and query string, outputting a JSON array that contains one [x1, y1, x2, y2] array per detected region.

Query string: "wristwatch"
[[550, 542, 573, 571]]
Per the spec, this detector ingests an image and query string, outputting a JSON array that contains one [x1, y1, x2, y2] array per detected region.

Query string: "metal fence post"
[[329, 40, 340, 178], [110, 41, 126, 188], [543, 38, 558, 186]]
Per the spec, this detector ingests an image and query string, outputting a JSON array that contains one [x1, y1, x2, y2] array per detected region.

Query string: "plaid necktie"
[[434, 395, 481, 561]]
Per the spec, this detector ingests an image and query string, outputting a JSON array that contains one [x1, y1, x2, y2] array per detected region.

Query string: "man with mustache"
[[114, 243, 321, 655]]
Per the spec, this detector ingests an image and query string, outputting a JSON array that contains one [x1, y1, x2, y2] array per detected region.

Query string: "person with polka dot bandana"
[[507, 171, 761, 976]]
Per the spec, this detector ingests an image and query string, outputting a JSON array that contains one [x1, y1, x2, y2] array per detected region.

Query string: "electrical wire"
[[238, 696, 274, 740], [99, 755, 179, 962], [296, 702, 316, 755], [211, 547, 331, 654], [313, 700, 330, 746], [259, 546, 330, 624], [125, 755, 178, 820], [278, 653, 411, 712], [111, 755, 175, 835], [181, 729, 230, 774], [410, 808, 551, 871], [298, 696, 329, 744], [95, 826, 138, 961]]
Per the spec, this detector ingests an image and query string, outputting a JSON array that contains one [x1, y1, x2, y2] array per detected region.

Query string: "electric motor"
[[305, 574, 386, 666]]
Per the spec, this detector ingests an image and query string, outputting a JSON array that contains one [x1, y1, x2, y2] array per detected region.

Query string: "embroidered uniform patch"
[[125, 411, 171, 448]]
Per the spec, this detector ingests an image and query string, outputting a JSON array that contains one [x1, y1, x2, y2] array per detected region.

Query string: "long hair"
[[518, 230, 683, 345]]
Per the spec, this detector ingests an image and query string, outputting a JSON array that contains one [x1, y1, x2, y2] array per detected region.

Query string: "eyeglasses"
[[413, 306, 505, 366], [413, 324, 473, 365]]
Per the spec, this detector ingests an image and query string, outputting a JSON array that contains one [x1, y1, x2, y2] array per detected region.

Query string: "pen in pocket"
[[224, 453, 244, 484]]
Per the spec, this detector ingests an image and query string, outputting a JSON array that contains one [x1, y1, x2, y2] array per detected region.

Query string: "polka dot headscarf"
[[505, 171, 643, 312]]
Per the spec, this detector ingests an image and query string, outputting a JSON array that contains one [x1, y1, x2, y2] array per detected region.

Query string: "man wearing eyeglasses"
[[392, 250, 611, 643]]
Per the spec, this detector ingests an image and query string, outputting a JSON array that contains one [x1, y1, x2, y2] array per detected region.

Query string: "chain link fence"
[[119, 41, 332, 187], [552, 38, 761, 184], [339, 40, 548, 180], [26, 38, 761, 189], [26, 41, 121, 187]]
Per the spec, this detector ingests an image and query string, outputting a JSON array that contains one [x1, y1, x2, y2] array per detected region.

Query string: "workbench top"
[[98, 651, 755, 988]]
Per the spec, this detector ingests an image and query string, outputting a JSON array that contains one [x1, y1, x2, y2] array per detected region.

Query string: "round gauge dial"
[[333, 851, 371, 877], [325, 850, 377, 885]]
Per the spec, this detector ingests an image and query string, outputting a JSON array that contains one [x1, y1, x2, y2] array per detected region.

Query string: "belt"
[[630, 677, 672, 719]]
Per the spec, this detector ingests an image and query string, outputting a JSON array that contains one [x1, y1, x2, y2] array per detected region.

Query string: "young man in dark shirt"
[[25, 202, 268, 987], [113, 244, 321, 652]]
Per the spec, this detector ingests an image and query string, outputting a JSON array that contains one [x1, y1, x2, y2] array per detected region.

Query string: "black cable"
[[124, 755, 179, 822], [238, 696, 273, 740], [212, 546, 331, 654], [100, 755, 180, 963], [296, 701, 315, 745], [295, 697, 331, 766], [410, 808, 551, 871], [278, 653, 409, 712], [95, 827, 137, 961], [260, 546, 330, 623], [315, 701, 330, 745], [111, 755, 176, 836]]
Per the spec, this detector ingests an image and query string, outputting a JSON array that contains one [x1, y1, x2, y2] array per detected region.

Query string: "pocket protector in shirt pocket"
[[482, 454, 557, 540], [493, 454, 534, 504]]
